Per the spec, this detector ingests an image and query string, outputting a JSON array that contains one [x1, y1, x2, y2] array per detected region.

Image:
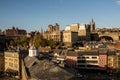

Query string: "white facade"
[[77, 54, 99, 69], [29, 45, 38, 57], [65, 25, 70, 31]]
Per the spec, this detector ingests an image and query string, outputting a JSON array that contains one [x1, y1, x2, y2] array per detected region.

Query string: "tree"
[[48, 39, 56, 48], [30, 34, 48, 48], [9, 36, 30, 47]]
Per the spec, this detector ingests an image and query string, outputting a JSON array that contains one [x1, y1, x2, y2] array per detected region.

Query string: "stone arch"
[[99, 36, 114, 42]]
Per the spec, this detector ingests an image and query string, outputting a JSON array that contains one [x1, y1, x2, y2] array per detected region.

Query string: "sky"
[[0, 0, 120, 32]]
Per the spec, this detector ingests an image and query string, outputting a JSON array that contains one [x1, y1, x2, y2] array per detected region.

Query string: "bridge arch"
[[99, 36, 114, 42]]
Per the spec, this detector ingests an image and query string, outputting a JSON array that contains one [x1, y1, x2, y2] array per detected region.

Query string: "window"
[[108, 63, 112, 66], [14, 54, 18, 58], [85, 57, 89, 59], [92, 57, 97, 59], [86, 60, 98, 63], [78, 65, 85, 67], [9, 63, 13, 67], [14, 59, 18, 63], [87, 65, 98, 67], [82, 57, 85, 59], [14, 64, 18, 69], [9, 58, 13, 61], [78, 60, 86, 63]]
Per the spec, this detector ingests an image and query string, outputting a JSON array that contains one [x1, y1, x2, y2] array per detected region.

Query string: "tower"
[[90, 18, 95, 32], [55, 23, 60, 31], [86, 24, 91, 41]]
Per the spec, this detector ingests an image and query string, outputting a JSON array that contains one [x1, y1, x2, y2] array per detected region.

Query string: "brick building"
[[4, 27, 27, 39]]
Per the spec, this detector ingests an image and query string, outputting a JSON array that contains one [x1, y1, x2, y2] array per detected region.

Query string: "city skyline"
[[0, 0, 120, 32]]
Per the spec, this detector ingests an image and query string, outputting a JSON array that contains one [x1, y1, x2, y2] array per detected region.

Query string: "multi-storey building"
[[107, 50, 117, 70], [50, 31, 62, 42], [77, 50, 99, 69], [4, 27, 27, 39], [43, 23, 62, 42], [65, 19, 95, 41], [66, 49, 99, 69], [62, 31, 78, 46], [98, 48, 108, 69], [65, 51, 78, 68], [4, 51, 20, 78], [107, 49, 120, 72], [66, 48, 108, 70], [66, 42, 120, 71], [70, 23, 79, 32]]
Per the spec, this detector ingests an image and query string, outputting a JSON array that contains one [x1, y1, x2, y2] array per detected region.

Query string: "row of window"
[[77, 60, 98, 63], [9, 62, 18, 69], [50, 35, 60, 37], [5, 54, 18, 58], [5, 58, 18, 63], [63, 35, 70, 39], [77, 65, 98, 67], [78, 56, 98, 59]]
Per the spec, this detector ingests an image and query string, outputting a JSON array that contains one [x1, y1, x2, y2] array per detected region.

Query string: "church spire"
[[91, 18, 94, 22], [91, 18, 95, 23], [90, 18, 95, 32]]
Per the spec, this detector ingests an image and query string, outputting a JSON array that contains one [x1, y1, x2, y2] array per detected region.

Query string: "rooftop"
[[23, 56, 73, 80]]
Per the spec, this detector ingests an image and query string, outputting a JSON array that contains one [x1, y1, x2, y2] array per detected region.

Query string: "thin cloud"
[[116, 0, 120, 5]]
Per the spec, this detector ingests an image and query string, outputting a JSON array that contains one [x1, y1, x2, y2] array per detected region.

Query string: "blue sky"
[[0, 0, 120, 32]]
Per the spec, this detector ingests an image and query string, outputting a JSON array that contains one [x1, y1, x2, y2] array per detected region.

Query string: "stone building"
[[43, 23, 62, 42], [90, 18, 95, 32], [48, 23, 59, 32], [107, 49, 120, 72], [4, 51, 20, 78], [65, 19, 95, 41], [78, 24, 91, 41], [70, 23, 79, 32], [62, 31, 78, 46]]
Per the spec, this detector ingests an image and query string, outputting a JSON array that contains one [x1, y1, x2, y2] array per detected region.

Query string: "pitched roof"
[[24, 56, 37, 68]]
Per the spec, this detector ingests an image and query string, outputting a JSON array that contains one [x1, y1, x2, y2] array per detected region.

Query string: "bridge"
[[99, 32, 120, 41]]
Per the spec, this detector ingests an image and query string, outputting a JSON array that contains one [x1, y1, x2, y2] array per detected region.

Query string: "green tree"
[[9, 36, 30, 47], [30, 34, 48, 48], [48, 39, 56, 48], [20, 36, 30, 46]]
